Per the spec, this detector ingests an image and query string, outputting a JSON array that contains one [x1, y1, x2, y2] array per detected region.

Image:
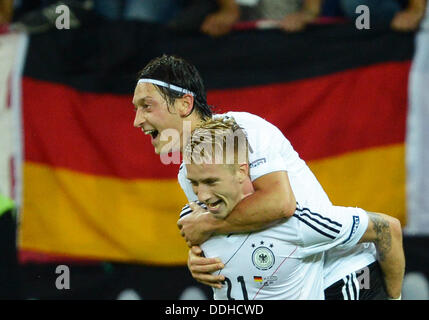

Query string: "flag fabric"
[[405, 5, 429, 235], [0, 32, 27, 212], [17, 21, 414, 265]]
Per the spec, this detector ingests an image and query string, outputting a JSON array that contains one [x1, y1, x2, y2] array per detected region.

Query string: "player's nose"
[[196, 185, 212, 203], [133, 108, 146, 128]]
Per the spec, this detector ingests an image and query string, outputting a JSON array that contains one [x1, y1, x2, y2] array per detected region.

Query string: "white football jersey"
[[179, 201, 369, 300], [178, 111, 376, 289]]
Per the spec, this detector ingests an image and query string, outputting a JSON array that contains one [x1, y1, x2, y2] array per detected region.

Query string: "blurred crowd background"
[[0, 0, 428, 300], [0, 0, 426, 34]]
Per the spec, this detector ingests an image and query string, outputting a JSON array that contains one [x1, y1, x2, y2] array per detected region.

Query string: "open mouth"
[[144, 129, 159, 140], [206, 199, 223, 212]]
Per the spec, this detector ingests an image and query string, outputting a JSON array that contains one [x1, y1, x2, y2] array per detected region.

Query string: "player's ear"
[[177, 94, 194, 117], [237, 163, 249, 183]]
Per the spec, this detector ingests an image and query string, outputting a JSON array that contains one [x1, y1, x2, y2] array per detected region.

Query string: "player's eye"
[[189, 180, 198, 186], [134, 104, 151, 111]]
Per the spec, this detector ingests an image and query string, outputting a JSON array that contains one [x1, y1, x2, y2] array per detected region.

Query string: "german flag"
[[18, 22, 414, 265]]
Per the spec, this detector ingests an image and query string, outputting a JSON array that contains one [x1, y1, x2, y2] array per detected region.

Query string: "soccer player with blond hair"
[[177, 117, 404, 299]]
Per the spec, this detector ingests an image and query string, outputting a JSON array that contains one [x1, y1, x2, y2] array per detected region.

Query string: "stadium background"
[[1, 6, 428, 299]]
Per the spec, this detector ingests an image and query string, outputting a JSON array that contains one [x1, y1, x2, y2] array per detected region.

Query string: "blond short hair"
[[183, 116, 249, 165]]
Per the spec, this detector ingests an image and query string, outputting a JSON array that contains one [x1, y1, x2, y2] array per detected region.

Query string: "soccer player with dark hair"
[[132, 54, 404, 299]]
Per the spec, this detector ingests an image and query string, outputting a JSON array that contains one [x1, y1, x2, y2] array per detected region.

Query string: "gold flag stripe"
[[20, 143, 405, 263]]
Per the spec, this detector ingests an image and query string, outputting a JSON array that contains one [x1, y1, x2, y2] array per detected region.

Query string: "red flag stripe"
[[23, 61, 410, 179]]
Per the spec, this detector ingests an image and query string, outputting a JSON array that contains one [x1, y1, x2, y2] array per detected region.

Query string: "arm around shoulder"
[[213, 171, 297, 235]]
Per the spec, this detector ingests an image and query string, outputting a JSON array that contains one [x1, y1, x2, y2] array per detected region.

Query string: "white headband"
[[137, 79, 195, 96]]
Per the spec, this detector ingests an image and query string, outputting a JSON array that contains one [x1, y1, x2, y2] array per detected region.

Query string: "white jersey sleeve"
[[223, 112, 307, 181], [293, 203, 369, 258], [177, 163, 198, 202], [177, 111, 330, 209], [223, 112, 332, 208]]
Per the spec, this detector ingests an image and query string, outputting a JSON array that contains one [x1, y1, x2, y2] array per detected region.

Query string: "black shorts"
[[324, 261, 388, 300]]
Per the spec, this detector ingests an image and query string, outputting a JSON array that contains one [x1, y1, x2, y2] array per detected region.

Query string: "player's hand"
[[391, 8, 424, 32], [177, 202, 217, 246], [200, 8, 240, 37], [188, 246, 225, 289], [278, 10, 316, 33]]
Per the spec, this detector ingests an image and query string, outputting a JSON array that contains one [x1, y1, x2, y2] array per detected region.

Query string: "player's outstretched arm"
[[359, 212, 405, 299], [178, 171, 296, 245]]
